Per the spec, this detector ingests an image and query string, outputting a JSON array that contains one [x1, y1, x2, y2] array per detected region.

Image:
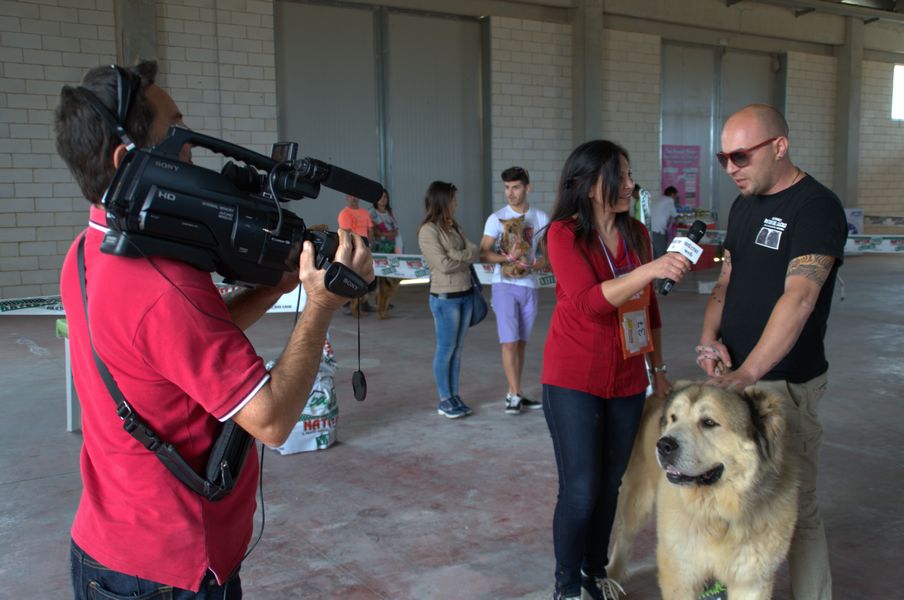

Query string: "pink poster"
[[661, 145, 701, 207]]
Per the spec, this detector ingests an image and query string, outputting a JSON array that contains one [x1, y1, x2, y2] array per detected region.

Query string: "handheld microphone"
[[659, 219, 707, 296]]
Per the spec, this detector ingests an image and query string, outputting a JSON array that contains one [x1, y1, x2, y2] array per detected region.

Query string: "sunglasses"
[[716, 137, 778, 169]]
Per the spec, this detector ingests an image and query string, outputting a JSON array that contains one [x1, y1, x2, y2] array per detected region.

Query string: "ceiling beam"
[[751, 0, 904, 25]]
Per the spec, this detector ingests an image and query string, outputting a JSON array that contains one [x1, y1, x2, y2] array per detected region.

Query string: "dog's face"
[[656, 382, 786, 493], [499, 216, 526, 243]]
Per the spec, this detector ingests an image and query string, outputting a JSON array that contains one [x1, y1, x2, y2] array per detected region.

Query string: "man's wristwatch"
[[652, 364, 668, 374]]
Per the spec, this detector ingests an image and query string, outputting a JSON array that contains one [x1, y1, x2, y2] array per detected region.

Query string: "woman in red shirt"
[[541, 140, 691, 600]]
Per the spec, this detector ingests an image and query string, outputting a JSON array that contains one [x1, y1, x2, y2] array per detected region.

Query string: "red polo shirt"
[[542, 218, 661, 398], [60, 206, 268, 591]]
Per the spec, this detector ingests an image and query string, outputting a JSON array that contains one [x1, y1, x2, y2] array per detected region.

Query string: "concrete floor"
[[1, 254, 901, 598]]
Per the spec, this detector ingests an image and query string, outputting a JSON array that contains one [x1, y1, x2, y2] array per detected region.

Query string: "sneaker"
[[519, 395, 542, 410], [505, 393, 522, 415], [342, 302, 353, 316], [437, 398, 467, 419], [360, 301, 375, 312], [552, 589, 581, 600], [451, 395, 473, 416], [581, 571, 625, 600]]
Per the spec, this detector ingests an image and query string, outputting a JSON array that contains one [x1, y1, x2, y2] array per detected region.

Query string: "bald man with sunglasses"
[[698, 104, 846, 600]]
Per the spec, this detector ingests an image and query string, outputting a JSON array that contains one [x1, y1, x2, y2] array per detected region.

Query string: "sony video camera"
[[100, 126, 382, 295]]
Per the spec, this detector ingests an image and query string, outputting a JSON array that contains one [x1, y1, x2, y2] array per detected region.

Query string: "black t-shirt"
[[721, 175, 847, 383]]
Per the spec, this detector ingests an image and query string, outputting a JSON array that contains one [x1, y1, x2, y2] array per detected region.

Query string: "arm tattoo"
[[709, 283, 723, 303], [787, 254, 834, 287], [709, 252, 730, 303]]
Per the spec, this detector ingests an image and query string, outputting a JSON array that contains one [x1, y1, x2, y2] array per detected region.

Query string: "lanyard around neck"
[[598, 233, 632, 277]]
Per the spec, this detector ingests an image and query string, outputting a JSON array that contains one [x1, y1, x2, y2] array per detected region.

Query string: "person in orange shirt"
[[338, 195, 375, 314], [338, 194, 374, 239]]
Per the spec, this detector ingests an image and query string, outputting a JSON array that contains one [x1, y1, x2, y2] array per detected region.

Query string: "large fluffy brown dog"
[[608, 382, 799, 600]]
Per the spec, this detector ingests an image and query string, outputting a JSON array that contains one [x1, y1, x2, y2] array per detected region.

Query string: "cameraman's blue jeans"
[[71, 539, 242, 599], [428, 293, 473, 401], [542, 385, 645, 595]]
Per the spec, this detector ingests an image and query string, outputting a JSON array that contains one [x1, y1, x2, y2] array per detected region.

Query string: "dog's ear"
[[741, 386, 787, 470]]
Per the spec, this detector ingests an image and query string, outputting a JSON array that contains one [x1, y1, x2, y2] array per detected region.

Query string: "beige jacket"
[[418, 222, 480, 294]]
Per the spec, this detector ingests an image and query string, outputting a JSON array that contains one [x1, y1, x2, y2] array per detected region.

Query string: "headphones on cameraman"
[[79, 64, 141, 152]]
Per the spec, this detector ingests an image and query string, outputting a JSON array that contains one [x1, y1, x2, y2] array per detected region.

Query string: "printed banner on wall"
[[662, 145, 701, 207]]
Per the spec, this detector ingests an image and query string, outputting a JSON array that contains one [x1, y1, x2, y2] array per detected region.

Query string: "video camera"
[[100, 126, 382, 295]]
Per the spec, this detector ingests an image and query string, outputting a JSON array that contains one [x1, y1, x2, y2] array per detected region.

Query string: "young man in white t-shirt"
[[480, 167, 550, 414]]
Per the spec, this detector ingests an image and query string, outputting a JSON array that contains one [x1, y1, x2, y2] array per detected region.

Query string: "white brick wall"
[[156, 0, 277, 171], [858, 61, 904, 217], [600, 29, 662, 199], [0, 0, 277, 299], [0, 0, 116, 299], [785, 52, 837, 194], [489, 17, 572, 215], [2, 2, 901, 299], [488, 24, 663, 215]]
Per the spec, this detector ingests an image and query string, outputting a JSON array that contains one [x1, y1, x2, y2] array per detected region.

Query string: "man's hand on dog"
[[696, 343, 759, 390], [707, 368, 757, 391]]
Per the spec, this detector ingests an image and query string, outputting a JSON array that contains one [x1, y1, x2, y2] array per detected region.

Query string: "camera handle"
[[156, 127, 384, 204], [155, 126, 278, 172]]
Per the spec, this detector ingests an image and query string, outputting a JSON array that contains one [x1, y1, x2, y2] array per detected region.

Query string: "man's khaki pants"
[[756, 373, 832, 600]]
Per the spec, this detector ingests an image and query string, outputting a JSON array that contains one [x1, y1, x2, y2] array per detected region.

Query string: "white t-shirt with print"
[[482, 205, 550, 288]]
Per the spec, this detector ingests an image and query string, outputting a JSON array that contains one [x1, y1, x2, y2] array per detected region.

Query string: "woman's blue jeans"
[[428, 293, 473, 400], [542, 384, 645, 595], [71, 539, 242, 599]]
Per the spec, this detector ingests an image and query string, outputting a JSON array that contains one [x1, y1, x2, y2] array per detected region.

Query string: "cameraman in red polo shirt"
[[55, 61, 373, 599]]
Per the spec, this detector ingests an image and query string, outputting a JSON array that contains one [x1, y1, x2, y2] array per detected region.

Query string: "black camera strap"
[[77, 235, 245, 501]]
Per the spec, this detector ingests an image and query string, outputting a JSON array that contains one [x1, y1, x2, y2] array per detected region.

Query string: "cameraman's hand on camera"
[[334, 227, 375, 285], [300, 229, 374, 311]]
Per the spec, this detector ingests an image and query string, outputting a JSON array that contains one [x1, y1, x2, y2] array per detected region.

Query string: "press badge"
[[598, 235, 655, 359], [617, 279, 653, 359]]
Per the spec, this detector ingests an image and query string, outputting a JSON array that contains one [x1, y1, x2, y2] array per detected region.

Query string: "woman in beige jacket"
[[417, 181, 481, 419]]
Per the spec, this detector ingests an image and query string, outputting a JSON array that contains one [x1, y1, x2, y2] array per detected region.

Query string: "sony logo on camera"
[[154, 160, 179, 172]]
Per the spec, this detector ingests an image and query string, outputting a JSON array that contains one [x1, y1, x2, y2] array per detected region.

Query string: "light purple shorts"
[[491, 282, 539, 343]]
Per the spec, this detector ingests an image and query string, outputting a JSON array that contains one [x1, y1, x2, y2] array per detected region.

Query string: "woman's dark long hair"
[[419, 180, 460, 235], [376, 189, 394, 218], [544, 139, 649, 263]]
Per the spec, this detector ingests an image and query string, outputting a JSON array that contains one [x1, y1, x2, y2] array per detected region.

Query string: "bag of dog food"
[[271, 335, 339, 455]]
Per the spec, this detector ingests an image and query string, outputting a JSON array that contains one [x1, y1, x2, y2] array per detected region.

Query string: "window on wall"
[[893, 65, 904, 120]]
